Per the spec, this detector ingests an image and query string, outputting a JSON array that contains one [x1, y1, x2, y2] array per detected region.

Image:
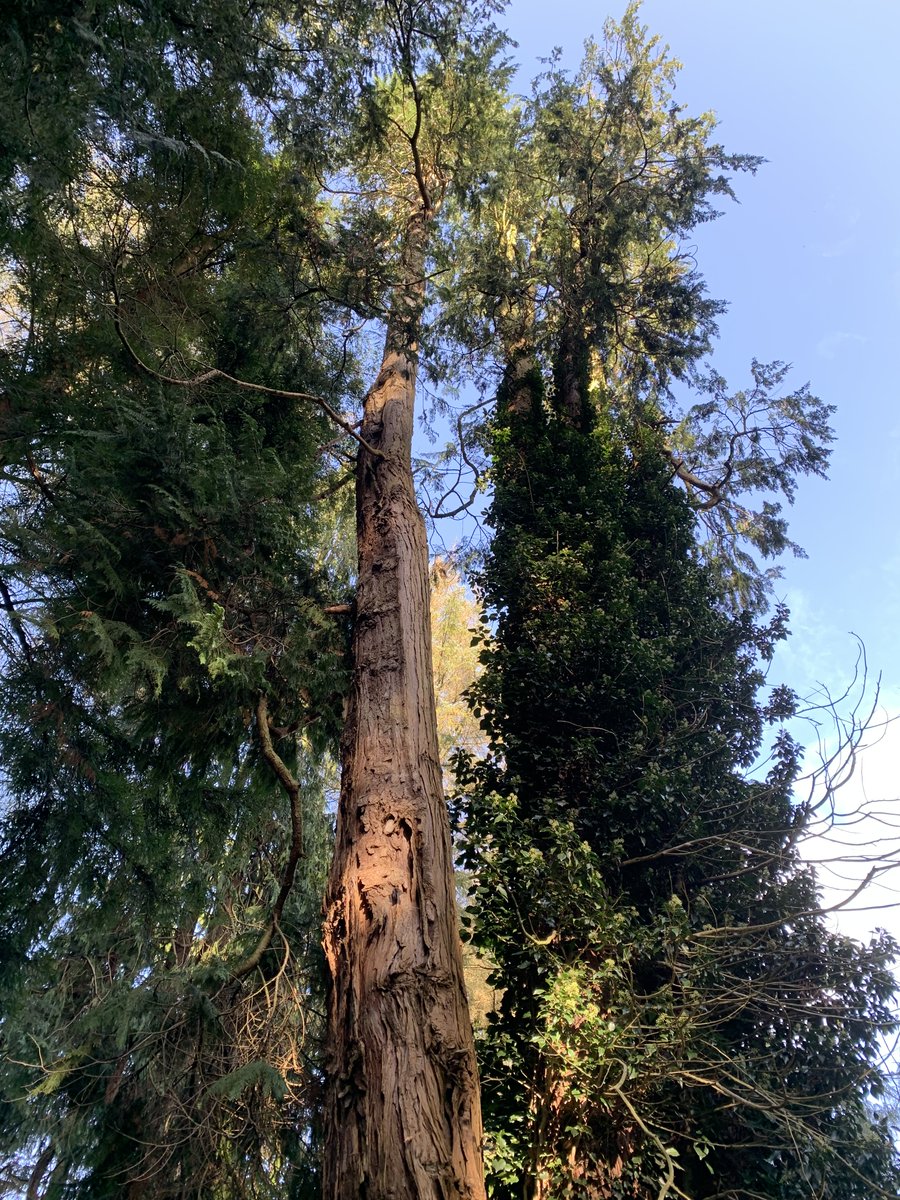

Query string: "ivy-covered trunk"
[[323, 210, 485, 1200]]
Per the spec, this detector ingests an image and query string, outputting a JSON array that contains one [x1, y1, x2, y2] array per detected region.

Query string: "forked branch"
[[231, 694, 304, 980]]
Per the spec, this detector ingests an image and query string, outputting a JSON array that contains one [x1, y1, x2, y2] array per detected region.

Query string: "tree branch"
[[112, 289, 384, 459], [0, 574, 34, 664], [231, 695, 304, 980], [665, 448, 726, 509]]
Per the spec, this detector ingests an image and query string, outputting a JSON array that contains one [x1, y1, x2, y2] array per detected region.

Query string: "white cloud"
[[772, 585, 847, 692], [815, 330, 868, 359]]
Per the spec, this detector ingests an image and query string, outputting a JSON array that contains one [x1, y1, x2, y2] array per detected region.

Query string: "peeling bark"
[[323, 211, 485, 1200]]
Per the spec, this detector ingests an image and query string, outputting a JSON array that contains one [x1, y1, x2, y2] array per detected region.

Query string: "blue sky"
[[501, 1, 900, 937]]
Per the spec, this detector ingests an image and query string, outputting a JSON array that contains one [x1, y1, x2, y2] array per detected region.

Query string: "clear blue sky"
[[500, 0, 900, 934]]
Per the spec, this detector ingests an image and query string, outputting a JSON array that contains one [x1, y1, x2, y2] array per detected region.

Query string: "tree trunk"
[[323, 210, 485, 1200]]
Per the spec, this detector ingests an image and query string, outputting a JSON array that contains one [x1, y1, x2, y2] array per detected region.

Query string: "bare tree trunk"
[[323, 210, 485, 1200]]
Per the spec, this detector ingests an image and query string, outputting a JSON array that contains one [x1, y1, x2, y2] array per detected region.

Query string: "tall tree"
[[452, 11, 898, 1199], [0, 2, 364, 1194], [320, 7, 507, 1195], [2, 4, 891, 1199], [458, 371, 899, 1198], [1, 2, 509, 1196]]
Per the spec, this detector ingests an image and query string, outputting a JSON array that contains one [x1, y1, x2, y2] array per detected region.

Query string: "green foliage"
[[440, 4, 754, 376], [0, 3, 884, 1198], [456, 369, 900, 1198], [209, 1060, 289, 1104], [0, 1, 518, 1192], [0, 4, 367, 1194], [0, 750, 337, 1198], [668, 359, 836, 608], [436, 6, 833, 609]]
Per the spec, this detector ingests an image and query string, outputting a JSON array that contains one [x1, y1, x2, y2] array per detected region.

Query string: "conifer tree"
[[1, 2, 508, 1196], [453, 12, 899, 1199], [458, 368, 899, 1198], [1, 5, 893, 1199], [0, 3, 364, 1194]]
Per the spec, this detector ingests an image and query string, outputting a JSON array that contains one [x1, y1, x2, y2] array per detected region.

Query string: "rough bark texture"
[[323, 213, 485, 1200]]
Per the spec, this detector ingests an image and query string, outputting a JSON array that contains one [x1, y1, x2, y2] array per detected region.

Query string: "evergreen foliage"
[[451, 11, 896, 1199], [0, 2, 893, 1197], [457, 373, 900, 1197], [0, 3, 366, 1193], [439, 7, 833, 610]]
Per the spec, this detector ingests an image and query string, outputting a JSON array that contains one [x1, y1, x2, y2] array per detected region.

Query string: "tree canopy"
[[0, 3, 894, 1199], [457, 361, 898, 1199]]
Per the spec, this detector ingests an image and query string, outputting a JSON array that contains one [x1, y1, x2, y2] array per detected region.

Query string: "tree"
[[457, 369, 899, 1198], [0, 3, 363, 1194], [1, 4, 892, 1199], [438, 5, 831, 610], [451, 12, 899, 1199], [310, 6, 509, 1196], [1, 2, 508, 1196]]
